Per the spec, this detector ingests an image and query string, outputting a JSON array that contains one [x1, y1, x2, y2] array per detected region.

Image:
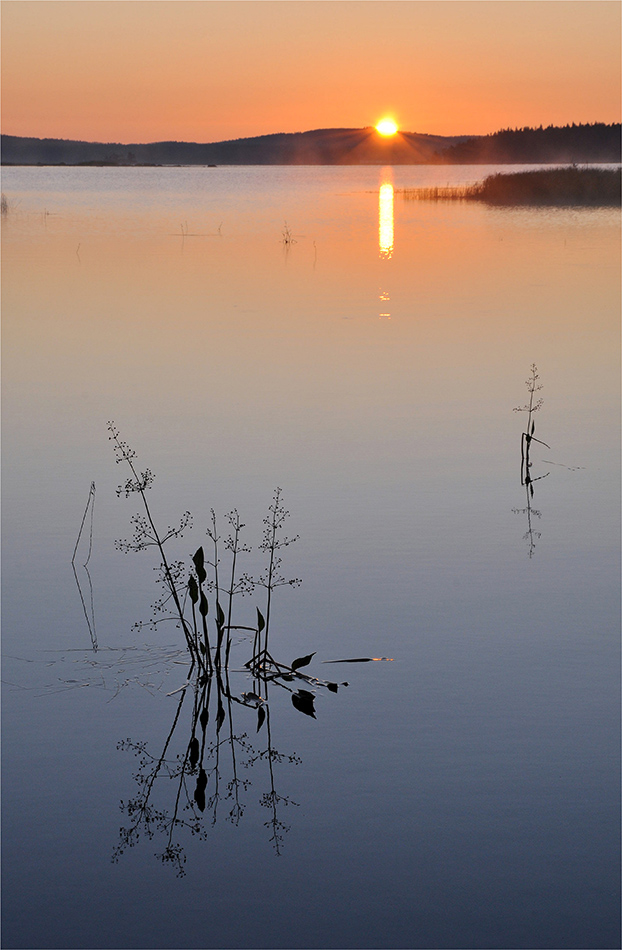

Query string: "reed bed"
[[400, 166, 621, 206]]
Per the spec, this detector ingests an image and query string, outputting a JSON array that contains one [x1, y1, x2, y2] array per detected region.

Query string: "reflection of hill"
[[0, 128, 468, 166]]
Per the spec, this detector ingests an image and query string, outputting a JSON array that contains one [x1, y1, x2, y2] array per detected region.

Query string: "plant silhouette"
[[105, 424, 396, 871], [511, 365, 550, 557]]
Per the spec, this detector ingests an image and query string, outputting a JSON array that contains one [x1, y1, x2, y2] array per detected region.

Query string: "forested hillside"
[[435, 123, 620, 164]]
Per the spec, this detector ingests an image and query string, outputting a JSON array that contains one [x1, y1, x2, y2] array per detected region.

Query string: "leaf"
[[291, 652, 316, 671], [257, 706, 266, 733], [531, 420, 536, 435], [326, 682, 339, 693], [256, 608, 265, 633], [199, 707, 209, 730], [199, 591, 208, 617], [291, 689, 316, 719], [188, 575, 199, 604], [194, 769, 207, 812], [216, 602, 225, 629], [192, 547, 207, 585], [216, 702, 225, 733], [189, 736, 199, 769]]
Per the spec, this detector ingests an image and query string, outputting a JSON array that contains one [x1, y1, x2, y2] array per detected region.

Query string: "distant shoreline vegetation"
[[400, 167, 622, 207], [1, 123, 620, 166]]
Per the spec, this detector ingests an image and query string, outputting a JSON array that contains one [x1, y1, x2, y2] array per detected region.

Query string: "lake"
[[2, 164, 620, 950]]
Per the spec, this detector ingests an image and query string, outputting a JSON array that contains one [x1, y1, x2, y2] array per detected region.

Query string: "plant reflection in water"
[[107, 424, 355, 874], [113, 663, 327, 875]]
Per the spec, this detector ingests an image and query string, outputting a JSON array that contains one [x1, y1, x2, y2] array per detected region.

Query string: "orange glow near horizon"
[[1, 2, 620, 143]]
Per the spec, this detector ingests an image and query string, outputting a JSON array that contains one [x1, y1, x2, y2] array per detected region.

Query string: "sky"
[[1, 1, 620, 144]]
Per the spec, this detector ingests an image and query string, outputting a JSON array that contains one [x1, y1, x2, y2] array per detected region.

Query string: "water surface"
[[2, 165, 620, 949]]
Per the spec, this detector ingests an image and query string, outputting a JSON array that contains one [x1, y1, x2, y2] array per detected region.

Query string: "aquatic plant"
[[99, 424, 391, 872], [109, 423, 344, 702], [109, 423, 198, 665], [513, 363, 550, 483], [72, 481, 97, 650], [281, 221, 296, 245], [400, 166, 621, 206], [511, 365, 550, 557]]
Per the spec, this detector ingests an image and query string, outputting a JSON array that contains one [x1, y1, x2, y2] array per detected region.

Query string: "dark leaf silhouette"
[[531, 420, 536, 435], [189, 736, 199, 769], [216, 702, 225, 733], [199, 591, 208, 617], [327, 682, 339, 693], [216, 602, 225, 629], [257, 705, 266, 732], [291, 652, 316, 671], [188, 575, 199, 604], [199, 707, 209, 730], [292, 689, 316, 719], [192, 547, 207, 585], [256, 608, 265, 633], [194, 768, 208, 812]]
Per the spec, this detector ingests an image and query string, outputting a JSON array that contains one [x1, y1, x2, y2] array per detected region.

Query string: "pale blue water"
[[2, 165, 620, 949]]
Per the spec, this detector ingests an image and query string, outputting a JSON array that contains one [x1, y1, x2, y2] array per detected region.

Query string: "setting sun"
[[375, 118, 398, 136]]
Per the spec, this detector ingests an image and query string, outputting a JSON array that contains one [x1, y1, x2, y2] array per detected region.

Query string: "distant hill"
[[2, 124, 619, 166], [435, 123, 621, 164], [1, 128, 466, 166]]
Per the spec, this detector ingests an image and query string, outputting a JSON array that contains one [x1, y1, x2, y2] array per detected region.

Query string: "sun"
[[375, 118, 398, 136]]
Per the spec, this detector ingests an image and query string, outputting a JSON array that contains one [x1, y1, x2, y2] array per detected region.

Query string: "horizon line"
[[3, 121, 618, 148]]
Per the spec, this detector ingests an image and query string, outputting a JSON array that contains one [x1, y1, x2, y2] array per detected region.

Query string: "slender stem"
[[111, 427, 201, 671], [263, 495, 279, 659], [225, 514, 240, 669]]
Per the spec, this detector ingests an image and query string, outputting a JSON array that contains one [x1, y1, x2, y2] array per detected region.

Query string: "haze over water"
[[2, 163, 619, 949]]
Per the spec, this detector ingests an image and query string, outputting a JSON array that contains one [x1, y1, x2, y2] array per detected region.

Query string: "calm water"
[[2, 165, 620, 949]]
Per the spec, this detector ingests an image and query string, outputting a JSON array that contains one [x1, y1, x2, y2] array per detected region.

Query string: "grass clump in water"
[[401, 166, 621, 206]]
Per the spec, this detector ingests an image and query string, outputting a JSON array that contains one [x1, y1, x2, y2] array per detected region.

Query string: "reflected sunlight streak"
[[379, 181, 394, 260]]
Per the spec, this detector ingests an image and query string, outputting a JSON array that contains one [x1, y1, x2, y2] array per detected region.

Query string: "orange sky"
[[2, 1, 620, 143]]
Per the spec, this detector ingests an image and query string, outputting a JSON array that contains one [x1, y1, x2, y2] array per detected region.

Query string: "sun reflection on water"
[[378, 180, 394, 260], [378, 171, 394, 317]]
